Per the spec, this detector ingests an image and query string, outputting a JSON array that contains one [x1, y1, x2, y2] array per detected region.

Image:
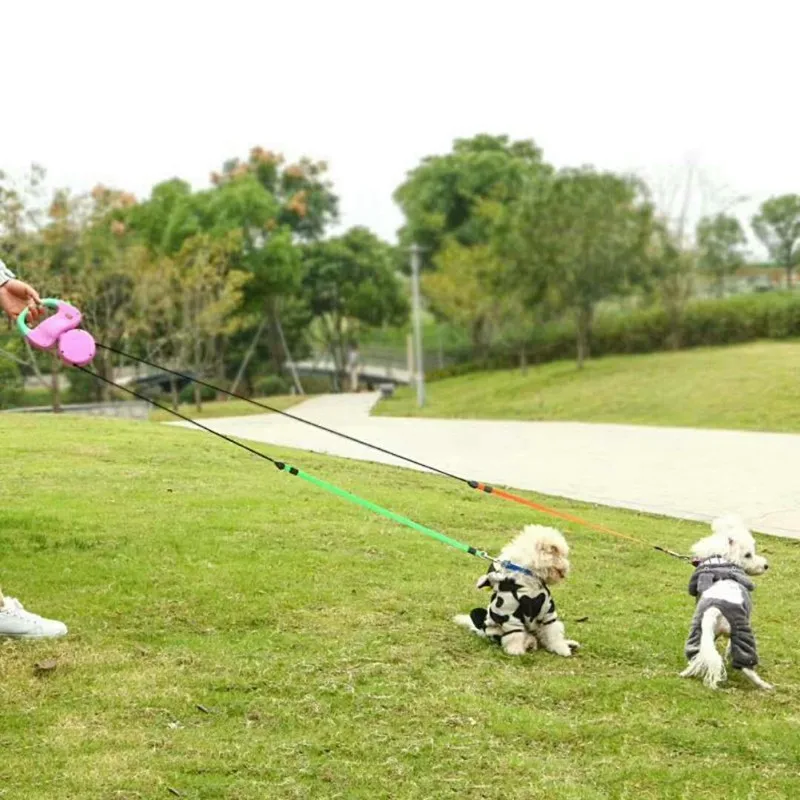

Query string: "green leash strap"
[[276, 461, 492, 562]]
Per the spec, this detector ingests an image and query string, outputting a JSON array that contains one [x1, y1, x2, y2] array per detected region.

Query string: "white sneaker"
[[0, 596, 68, 639]]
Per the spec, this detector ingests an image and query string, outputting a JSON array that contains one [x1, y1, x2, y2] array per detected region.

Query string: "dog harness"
[[685, 556, 759, 669], [468, 564, 558, 644]]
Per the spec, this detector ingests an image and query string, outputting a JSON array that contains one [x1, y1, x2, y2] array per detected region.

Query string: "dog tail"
[[682, 607, 727, 689], [453, 609, 487, 637]]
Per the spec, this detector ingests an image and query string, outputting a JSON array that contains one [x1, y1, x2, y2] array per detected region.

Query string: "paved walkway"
[[170, 394, 800, 539]]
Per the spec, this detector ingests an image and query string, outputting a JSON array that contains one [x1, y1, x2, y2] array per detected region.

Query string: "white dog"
[[454, 525, 579, 657], [680, 515, 771, 690]]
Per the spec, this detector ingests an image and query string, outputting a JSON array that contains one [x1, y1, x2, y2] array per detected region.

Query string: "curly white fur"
[[454, 525, 579, 657], [680, 515, 772, 691], [496, 525, 572, 586], [690, 514, 768, 574]]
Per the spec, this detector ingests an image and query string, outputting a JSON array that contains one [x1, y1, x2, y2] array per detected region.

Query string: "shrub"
[[178, 383, 217, 404], [426, 291, 800, 381], [0, 359, 24, 408], [253, 374, 291, 397]]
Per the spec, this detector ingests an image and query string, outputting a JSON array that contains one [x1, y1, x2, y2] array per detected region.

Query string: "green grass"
[[378, 341, 800, 432], [148, 395, 300, 422], [2, 415, 800, 799]]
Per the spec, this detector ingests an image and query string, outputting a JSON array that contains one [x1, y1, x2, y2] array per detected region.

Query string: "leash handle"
[[18, 298, 96, 367]]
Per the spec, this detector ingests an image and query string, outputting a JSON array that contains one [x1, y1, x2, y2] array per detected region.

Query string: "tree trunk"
[[334, 315, 347, 392], [471, 318, 488, 363], [229, 312, 269, 397], [51, 354, 62, 413], [275, 310, 304, 395], [98, 349, 112, 402], [215, 336, 227, 401], [519, 345, 528, 375], [170, 378, 179, 411], [193, 337, 203, 412], [576, 304, 593, 369], [266, 298, 284, 372], [787, 265, 793, 290]]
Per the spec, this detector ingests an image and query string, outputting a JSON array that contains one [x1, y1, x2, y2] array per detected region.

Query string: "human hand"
[[0, 279, 44, 324]]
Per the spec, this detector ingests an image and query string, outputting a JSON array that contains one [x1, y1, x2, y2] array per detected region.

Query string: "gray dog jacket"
[[684, 556, 758, 669]]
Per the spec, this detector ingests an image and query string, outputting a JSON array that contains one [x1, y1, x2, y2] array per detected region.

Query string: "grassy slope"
[[1, 415, 799, 799], [378, 341, 800, 432]]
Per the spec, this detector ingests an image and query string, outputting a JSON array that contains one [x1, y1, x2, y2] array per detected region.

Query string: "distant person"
[[0, 258, 68, 638], [346, 342, 360, 392]]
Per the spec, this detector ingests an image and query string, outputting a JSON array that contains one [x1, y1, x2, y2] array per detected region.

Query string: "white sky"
[[2, 0, 797, 256]]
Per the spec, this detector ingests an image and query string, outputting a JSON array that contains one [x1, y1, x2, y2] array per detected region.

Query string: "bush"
[[67, 367, 100, 403], [253, 374, 291, 397], [426, 291, 800, 381], [0, 359, 24, 408], [178, 383, 217, 404]]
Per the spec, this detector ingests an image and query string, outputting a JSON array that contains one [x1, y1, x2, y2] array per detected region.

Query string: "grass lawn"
[[2, 415, 799, 799], [377, 341, 800, 433], [148, 395, 300, 422]]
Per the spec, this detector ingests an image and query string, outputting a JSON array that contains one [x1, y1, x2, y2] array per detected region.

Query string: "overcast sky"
[[2, 0, 796, 255]]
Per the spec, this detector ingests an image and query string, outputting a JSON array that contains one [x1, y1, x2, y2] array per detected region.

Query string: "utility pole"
[[409, 243, 425, 408]]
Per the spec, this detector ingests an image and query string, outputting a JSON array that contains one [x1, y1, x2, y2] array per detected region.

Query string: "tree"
[[126, 179, 202, 255], [394, 134, 551, 264], [207, 150, 336, 383], [643, 218, 696, 350], [505, 168, 654, 368], [69, 185, 144, 399], [696, 213, 747, 296], [752, 195, 800, 289], [0, 168, 83, 410], [129, 160, 310, 390], [131, 232, 249, 409], [302, 227, 408, 382], [212, 147, 338, 241], [423, 241, 505, 359]]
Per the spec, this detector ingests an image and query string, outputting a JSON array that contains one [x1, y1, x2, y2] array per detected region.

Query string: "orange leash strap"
[[469, 481, 690, 561]]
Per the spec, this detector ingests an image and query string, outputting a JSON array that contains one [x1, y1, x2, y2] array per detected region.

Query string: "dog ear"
[[476, 574, 495, 589], [729, 537, 735, 547]]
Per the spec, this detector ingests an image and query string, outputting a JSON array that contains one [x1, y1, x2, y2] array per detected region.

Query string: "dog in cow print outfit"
[[454, 525, 579, 657]]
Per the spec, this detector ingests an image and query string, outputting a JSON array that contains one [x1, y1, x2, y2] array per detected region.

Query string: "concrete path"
[[170, 393, 800, 539]]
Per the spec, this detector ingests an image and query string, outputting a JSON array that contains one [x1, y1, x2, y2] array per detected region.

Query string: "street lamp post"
[[409, 244, 425, 408]]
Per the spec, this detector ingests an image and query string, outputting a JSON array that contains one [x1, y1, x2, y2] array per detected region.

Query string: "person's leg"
[[0, 587, 68, 639]]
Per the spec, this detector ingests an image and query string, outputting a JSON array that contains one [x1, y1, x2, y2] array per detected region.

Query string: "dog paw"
[[551, 645, 572, 657]]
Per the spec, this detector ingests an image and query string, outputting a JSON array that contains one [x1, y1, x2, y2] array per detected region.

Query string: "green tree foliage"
[[752, 194, 800, 288], [424, 241, 505, 359], [500, 168, 655, 367], [642, 219, 696, 349], [393, 134, 550, 264], [213, 147, 338, 241], [126, 179, 200, 255], [696, 213, 747, 296], [302, 227, 408, 376]]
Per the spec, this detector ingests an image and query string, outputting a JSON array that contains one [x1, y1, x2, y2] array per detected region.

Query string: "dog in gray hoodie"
[[681, 516, 772, 690]]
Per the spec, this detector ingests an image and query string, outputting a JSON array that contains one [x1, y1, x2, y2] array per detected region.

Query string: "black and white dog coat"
[[685, 556, 758, 669], [468, 564, 558, 645]]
